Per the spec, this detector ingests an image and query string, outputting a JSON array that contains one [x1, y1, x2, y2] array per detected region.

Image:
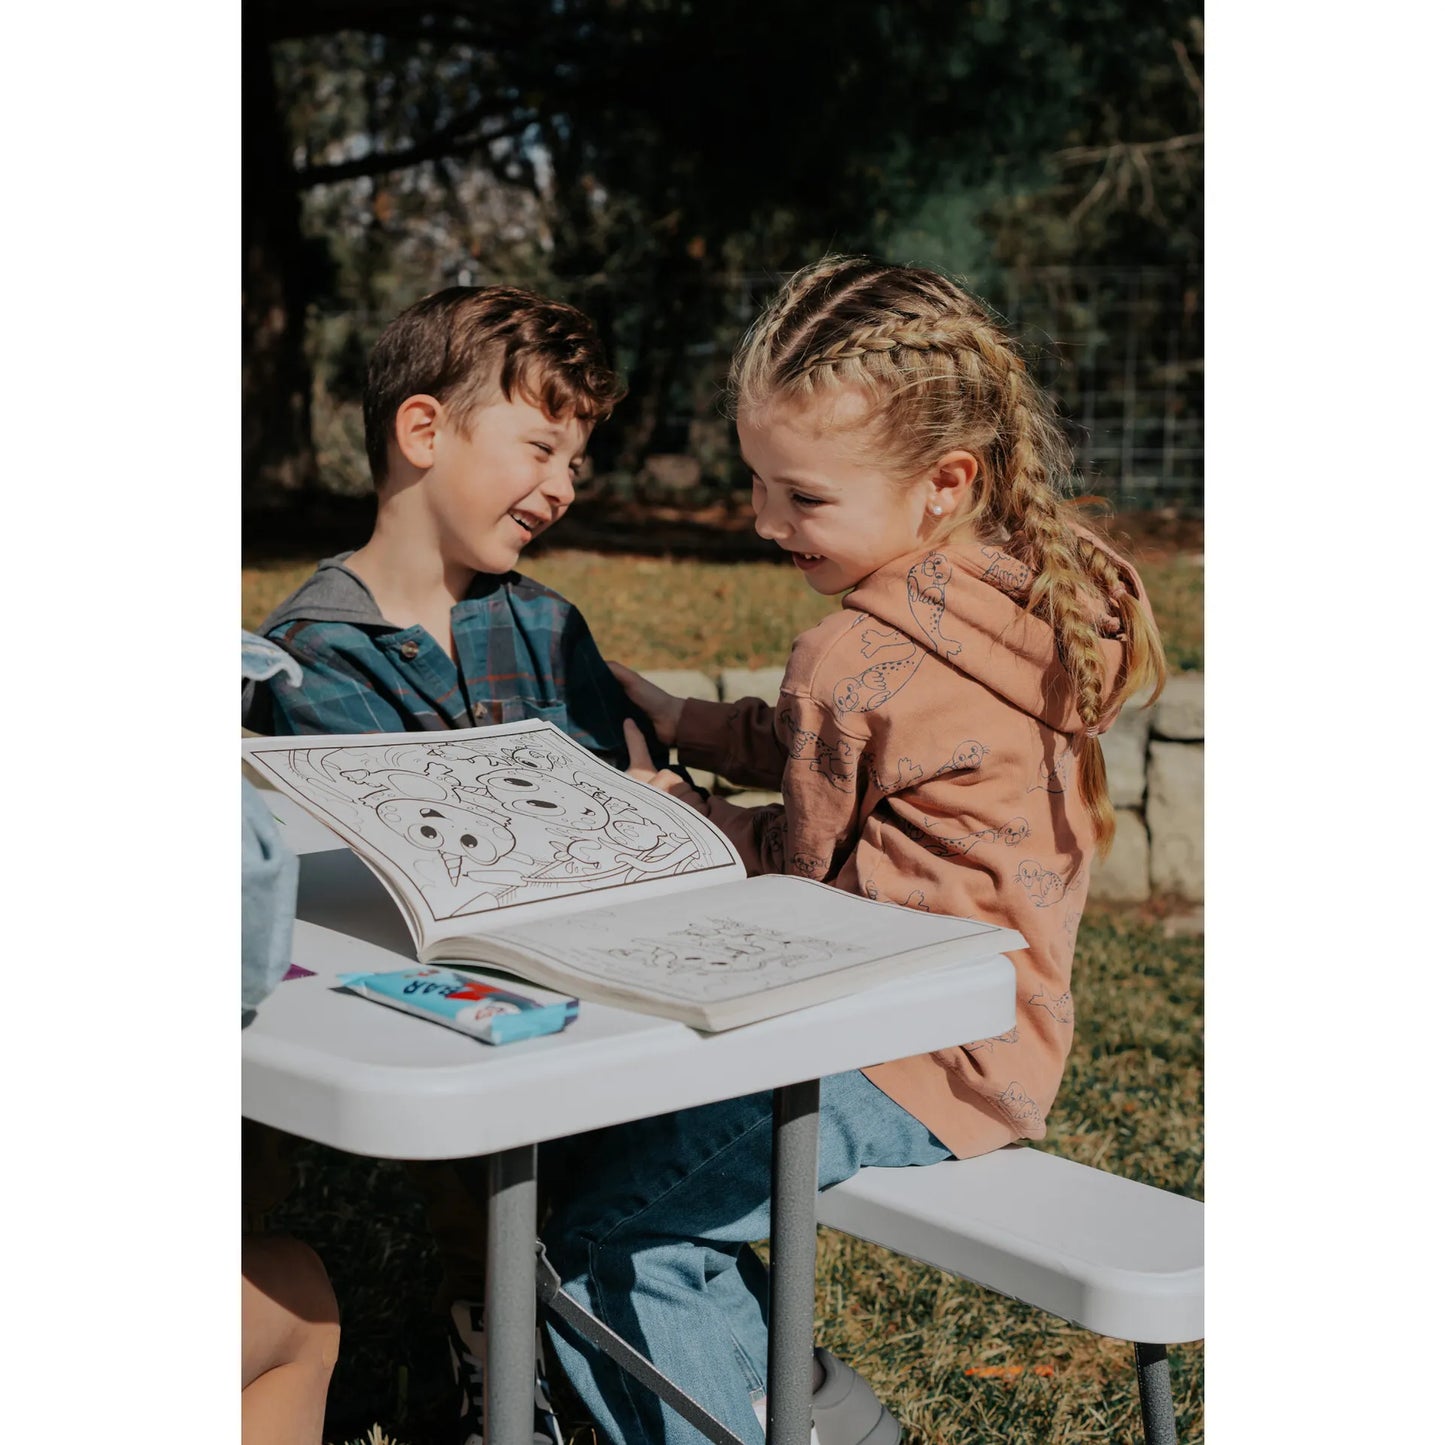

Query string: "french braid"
[[729, 256, 1165, 852]]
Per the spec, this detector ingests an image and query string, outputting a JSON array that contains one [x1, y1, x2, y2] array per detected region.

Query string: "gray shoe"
[[811, 1348, 901, 1445]]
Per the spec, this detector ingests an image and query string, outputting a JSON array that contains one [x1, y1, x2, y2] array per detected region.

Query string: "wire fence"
[[719, 267, 1202, 514], [998, 267, 1202, 514], [308, 265, 1202, 514]]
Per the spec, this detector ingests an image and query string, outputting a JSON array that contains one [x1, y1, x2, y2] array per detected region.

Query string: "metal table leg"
[[1134, 1342, 1178, 1445], [767, 1080, 821, 1445], [486, 1145, 538, 1445]]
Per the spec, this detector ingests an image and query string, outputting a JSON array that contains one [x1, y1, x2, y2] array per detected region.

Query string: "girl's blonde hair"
[[728, 255, 1165, 852]]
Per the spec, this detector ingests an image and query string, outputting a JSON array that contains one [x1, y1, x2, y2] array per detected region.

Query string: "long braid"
[[729, 255, 1167, 854]]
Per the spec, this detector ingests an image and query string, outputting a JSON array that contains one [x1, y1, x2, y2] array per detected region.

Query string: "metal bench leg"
[[767, 1080, 821, 1445], [1133, 1342, 1177, 1445], [486, 1145, 538, 1445]]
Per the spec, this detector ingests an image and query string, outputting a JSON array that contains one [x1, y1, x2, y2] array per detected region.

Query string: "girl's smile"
[[738, 387, 960, 595]]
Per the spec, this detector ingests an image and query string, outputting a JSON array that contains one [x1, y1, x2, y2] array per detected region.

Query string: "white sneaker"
[[751, 1349, 899, 1445], [810, 1348, 901, 1445]]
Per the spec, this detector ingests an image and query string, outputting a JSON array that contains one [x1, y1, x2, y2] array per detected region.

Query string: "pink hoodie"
[[676, 539, 1149, 1159]]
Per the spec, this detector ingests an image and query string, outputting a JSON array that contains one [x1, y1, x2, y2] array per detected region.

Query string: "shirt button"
[[399, 640, 420, 660]]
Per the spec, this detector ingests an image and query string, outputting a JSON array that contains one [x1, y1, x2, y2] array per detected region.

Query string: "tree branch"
[[1172, 38, 1205, 109], [1054, 133, 1203, 167], [292, 107, 537, 188]]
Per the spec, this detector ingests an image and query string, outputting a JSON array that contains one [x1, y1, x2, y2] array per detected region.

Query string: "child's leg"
[[241, 1235, 341, 1445], [539, 1071, 948, 1445]]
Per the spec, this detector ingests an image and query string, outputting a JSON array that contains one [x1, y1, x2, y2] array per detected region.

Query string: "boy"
[[243, 285, 667, 1445], [243, 283, 659, 770]]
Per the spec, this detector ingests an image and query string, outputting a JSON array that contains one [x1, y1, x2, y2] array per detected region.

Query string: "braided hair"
[[729, 256, 1165, 851]]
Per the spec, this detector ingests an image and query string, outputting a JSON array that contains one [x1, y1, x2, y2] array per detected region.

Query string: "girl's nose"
[[753, 493, 788, 542]]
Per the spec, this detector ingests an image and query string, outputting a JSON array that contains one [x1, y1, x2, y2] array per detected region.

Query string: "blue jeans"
[[539, 1070, 951, 1445]]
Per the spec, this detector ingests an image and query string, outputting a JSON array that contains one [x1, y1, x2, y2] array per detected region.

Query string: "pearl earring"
[[928, 504, 943, 516]]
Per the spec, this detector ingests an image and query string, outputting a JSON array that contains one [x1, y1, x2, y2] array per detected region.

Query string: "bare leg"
[[242, 1236, 341, 1445]]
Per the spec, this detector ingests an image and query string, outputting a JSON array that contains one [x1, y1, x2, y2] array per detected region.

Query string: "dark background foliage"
[[243, 1, 1203, 530]]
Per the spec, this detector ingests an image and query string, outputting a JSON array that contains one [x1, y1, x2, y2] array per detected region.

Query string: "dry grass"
[[242, 548, 1203, 676]]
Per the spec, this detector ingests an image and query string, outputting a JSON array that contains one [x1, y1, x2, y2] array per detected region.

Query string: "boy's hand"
[[608, 661, 685, 746], [622, 720, 705, 813]]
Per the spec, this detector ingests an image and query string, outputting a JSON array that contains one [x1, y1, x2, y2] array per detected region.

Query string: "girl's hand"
[[608, 661, 685, 746], [622, 720, 705, 813]]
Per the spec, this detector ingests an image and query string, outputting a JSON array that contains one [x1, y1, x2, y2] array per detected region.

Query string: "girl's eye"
[[533, 442, 554, 457], [792, 493, 824, 508]]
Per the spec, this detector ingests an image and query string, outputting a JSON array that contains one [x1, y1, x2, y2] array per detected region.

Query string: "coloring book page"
[[244, 721, 739, 927], [486, 873, 1006, 1007]]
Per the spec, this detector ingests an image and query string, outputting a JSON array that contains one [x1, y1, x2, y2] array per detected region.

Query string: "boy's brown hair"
[[363, 285, 627, 484]]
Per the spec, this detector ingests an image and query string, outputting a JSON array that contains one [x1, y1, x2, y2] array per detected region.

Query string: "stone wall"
[[640, 668, 1203, 902]]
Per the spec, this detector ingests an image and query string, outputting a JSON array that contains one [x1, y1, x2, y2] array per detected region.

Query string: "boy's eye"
[[532, 442, 554, 457], [791, 492, 824, 508]]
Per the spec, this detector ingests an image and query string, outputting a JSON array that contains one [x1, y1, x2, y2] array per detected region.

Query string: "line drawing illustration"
[[258, 731, 734, 922]]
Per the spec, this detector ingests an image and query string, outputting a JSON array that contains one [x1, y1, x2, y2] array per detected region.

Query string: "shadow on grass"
[[243, 493, 789, 566]]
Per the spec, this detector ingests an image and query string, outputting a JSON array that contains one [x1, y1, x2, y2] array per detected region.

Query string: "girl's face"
[[738, 389, 942, 596]]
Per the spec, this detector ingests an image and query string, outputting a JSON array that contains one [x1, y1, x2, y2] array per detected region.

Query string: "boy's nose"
[[542, 466, 576, 510]]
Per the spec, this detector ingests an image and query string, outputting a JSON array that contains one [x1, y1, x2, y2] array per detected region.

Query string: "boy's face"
[[422, 391, 591, 576]]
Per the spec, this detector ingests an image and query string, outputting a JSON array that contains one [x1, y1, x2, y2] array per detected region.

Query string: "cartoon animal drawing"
[[1015, 858, 1084, 909], [902, 816, 1031, 859], [965, 1026, 1020, 1054], [1028, 754, 1070, 794], [1016, 859, 1066, 907], [935, 739, 989, 775], [292, 744, 458, 809], [906, 553, 964, 658], [866, 753, 925, 794], [1028, 989, 1074, 1025], [859, 623, 910, 659], [833, 628, 924, 714], [995, 1081, 1043, 1130], [777, 704, 857, 788], [373, 797, 526, 915], [603, 919, 843, 989], [276, 732, 713, 909], [979, 546, 1033, 597], [862, 880, 930, 911], [374, 797, 516, 880]]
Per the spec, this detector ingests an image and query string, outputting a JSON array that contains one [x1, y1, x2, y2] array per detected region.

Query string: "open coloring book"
[[243, 719, 1025, 1030]]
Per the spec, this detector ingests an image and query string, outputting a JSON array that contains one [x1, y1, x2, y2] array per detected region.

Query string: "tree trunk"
[[242, 21, 318, 508]]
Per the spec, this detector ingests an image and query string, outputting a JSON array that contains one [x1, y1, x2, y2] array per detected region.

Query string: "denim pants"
[[539, 1069, 951, 1445]]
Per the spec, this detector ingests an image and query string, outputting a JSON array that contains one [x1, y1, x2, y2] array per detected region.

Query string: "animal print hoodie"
[[675, 538, 1150, 1160]]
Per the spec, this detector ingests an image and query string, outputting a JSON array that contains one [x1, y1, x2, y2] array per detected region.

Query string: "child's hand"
[[608, 661, 685, 746], [622, 720, 705, 813]]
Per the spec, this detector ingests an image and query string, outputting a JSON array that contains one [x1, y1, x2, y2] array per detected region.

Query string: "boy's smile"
[[425, 391, 591, 577]]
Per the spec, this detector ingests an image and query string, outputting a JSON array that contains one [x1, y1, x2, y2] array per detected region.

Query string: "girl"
[[541, 256, 1165, 1445]]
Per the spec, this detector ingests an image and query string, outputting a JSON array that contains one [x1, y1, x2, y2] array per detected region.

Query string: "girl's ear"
[[394, 394, 443, 471], [926, 450, 978, 517]]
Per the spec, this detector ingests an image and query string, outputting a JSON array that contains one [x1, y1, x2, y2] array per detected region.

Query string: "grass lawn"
[[242, 547, 1203, 676]]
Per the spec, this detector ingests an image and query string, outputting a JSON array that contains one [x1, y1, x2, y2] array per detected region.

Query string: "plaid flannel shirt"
[[242, 554, 658, 771]]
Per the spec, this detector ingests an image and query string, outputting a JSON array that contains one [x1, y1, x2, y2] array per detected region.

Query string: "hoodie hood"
[[260, 553, 386, 632], [842, 537, 1145, 736]]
